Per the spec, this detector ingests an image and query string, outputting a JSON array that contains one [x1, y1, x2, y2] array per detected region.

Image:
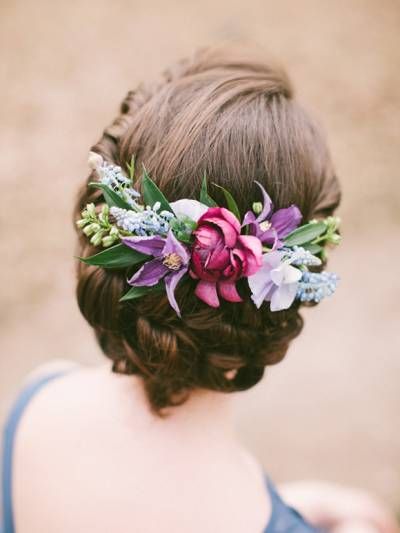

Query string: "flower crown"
[[76, 152, 341, 317]]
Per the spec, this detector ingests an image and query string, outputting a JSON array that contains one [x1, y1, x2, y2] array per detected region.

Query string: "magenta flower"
[[122, 230, 190, 316], [243, 181, 302, 249], [189, 207, 262, 308]]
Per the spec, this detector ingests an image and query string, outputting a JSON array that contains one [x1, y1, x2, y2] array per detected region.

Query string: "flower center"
[[163, 252, 183, 270], [259, 220, 272, 231]]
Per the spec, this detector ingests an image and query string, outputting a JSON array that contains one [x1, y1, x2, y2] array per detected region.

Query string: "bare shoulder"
[[22, 359, 81, 384], [11, 363, 145, 531], [15, 362, 134, 432], [19, 361, 103, 415], [13, 361, 148, 460], [12, 363, 138, 492]]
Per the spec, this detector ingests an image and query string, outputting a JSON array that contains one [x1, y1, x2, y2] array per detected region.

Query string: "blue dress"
[[1, 372, 320, 533]]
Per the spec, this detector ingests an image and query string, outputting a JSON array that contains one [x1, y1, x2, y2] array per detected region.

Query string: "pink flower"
[[189, 207, 262, 307]]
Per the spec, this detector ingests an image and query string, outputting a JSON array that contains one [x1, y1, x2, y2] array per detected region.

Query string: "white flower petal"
[[271, 262, 302, 286], [270, 282, 299, 311], [270, 266, 284, 286], [170, 199, 209, 222], [88, 151, 103, 171], [248, 264, 271, 303], [282, 263, 302, 284], [248, 251, 283, 308], [250, 279, 274, 308]]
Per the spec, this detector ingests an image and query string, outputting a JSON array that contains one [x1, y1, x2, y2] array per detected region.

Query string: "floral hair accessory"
[[76, 153, 341, 316]]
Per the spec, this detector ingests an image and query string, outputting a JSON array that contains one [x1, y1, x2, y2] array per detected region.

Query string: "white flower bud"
[[90, 231, 104, 246], [88, 151, 103, 171], [98, 204, 109, 224], [328, 216, 341, 232], [75, 218, 87, 229], [102, 235, 116, 247], [86, 203, 96, 217], [83, 223, 100, 236], [329, 233, 341, 245]]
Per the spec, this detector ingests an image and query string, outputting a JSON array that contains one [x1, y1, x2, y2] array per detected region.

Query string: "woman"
[[2, 47, 397, 532]]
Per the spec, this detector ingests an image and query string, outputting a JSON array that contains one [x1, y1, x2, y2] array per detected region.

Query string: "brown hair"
[[74, 46, 341, 415]]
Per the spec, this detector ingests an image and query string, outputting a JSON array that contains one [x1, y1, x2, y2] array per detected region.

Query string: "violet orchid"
[[122, 230, 190, 316], [242, 181, 302, 249]]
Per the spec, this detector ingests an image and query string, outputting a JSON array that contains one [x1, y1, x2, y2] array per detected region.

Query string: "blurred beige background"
[[1, 0, 399, 507]]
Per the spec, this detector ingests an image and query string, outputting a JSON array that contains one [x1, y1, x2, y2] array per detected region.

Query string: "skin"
[[12, 361, 398, 533]]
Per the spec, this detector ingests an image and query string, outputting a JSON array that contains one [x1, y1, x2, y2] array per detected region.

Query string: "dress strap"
[[262, 474, 280, 532], [263, 474, 322, 532], [1, 371, 68, 533]]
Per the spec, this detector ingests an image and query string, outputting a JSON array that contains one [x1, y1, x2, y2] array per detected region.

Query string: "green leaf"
[[78, 243, 148, 269], [302, 242, 323, 255], [283, 221, 327, 247], [199, 173, 218, 207], [89, 183, 131, 210], [119, 282, 164, 302], [212, 183, 240, 220], [142, 168, 173, 213], [126, 155, 135, 182]]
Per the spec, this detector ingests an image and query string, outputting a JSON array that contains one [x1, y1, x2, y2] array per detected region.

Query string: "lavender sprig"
[[88, 152, 141, 210], [110, 202, 174, 237], [283, 245, 322, 267], [296, 271, 339, 303]]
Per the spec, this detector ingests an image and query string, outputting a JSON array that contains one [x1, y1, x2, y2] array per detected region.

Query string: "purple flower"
[[243, 181, 302, 249], [122, 230, 190, 316], [248, 251, 302, 311]]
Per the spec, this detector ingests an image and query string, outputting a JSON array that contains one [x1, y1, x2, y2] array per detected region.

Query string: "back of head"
[[74, 46, 341, 415]]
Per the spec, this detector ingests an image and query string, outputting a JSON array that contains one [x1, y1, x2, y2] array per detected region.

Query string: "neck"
[[166, 385, 238, 438], [108, 363, 238, 439]]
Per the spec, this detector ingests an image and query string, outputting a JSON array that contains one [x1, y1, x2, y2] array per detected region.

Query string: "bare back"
[[12, 363, 271, 533]]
